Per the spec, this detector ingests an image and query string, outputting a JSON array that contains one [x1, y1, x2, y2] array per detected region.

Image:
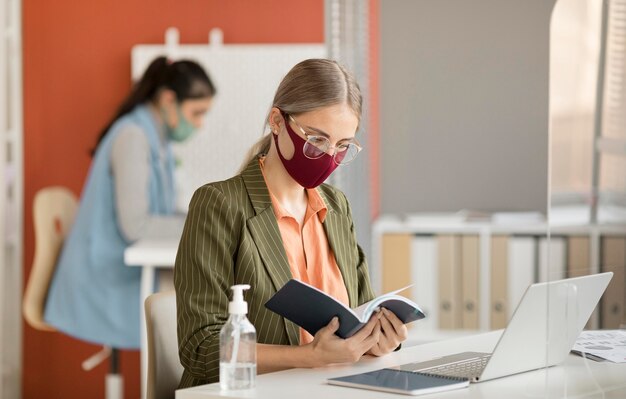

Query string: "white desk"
[[175, 330, 626, 399], [124, 219, 183, 399]]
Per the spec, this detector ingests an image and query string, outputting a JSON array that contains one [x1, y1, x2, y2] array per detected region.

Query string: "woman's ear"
[[268, 107, 283, 134], [156, 89, 176, 108]]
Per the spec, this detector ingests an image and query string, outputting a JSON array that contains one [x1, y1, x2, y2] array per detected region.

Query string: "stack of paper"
[[571, 330, 626, 363]]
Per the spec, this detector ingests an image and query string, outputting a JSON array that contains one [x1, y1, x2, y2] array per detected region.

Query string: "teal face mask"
[[165, 105, 195, 142]]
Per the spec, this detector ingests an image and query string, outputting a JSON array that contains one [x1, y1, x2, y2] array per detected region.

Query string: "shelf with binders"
[[371, 211, 626, 334]]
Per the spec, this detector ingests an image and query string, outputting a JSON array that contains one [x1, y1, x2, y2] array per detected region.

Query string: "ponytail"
[[92, 56, 216, 155], [92, 57, 169, 155]]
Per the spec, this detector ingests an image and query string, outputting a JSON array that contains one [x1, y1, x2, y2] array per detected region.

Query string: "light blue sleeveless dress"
[[44, 104, 175, 349]]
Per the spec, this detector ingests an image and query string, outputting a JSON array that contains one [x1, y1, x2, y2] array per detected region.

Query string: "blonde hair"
[[239, 59, 363, 171]]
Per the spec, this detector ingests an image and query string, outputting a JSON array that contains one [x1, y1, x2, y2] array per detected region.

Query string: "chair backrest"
[[23, 186, 78, 331], [145, 291, 183, 399]]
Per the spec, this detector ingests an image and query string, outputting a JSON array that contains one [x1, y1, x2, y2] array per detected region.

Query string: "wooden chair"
[[23, 186, 77, 330]]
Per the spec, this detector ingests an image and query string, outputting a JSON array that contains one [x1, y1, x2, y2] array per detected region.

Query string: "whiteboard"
[[132, 28, 326, 210]]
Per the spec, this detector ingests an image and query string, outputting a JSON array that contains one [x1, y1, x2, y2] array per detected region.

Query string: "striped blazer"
[[174, 157, 375, 388]]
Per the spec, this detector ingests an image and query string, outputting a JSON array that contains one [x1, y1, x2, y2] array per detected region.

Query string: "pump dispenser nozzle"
[[229, 284, 250, 315]]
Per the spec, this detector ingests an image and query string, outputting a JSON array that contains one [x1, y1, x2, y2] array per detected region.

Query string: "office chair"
[[22, 186, 124, 399], [144, 291, 183, 399]]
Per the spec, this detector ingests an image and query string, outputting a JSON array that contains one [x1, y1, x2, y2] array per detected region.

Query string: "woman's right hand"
[[306, 312, 382, 367]]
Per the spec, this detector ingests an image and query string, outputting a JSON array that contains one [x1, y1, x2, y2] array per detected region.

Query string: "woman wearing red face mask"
[[174, 59, 408, 388]]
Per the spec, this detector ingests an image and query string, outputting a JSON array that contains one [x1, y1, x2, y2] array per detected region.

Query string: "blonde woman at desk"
[[45, 57, 216, 349], [175, 58, 407, 388]]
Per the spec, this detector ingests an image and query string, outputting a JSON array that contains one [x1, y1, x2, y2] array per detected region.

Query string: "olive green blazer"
[[174, 157, 375, 388]]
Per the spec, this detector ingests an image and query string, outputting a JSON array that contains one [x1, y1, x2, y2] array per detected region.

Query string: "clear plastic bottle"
[[219, 284, 257, 390]]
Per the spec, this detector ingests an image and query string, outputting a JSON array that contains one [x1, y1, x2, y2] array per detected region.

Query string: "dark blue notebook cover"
[[264, 279, 425, 338]]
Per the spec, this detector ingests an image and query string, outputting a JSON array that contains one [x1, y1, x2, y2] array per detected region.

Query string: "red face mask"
[[273, 114, 339, 189]]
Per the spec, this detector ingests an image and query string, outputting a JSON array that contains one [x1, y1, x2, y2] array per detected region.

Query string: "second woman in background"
[[45, 56, 216, 349]]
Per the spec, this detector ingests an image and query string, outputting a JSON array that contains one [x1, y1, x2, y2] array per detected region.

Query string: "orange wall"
[[22, 1, 324, 398]]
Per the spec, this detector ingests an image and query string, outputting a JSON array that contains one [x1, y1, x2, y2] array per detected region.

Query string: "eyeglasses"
[[287, 114, 362, 165]]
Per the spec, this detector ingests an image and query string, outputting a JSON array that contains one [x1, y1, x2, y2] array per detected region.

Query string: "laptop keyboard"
[[416, 354, 492, 379]]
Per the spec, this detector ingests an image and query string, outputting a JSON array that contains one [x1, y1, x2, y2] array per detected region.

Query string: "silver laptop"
[[397, 272, 613, 383]]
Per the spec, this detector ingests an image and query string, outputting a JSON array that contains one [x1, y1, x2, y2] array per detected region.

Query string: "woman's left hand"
[[366, 308, 408, 356]]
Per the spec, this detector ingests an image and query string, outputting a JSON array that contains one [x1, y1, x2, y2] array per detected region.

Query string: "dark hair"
[[92, 56, 216, 155]]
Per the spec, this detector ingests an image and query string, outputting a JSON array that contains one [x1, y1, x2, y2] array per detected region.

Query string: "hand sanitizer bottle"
[[220, 284, 257, 390]]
